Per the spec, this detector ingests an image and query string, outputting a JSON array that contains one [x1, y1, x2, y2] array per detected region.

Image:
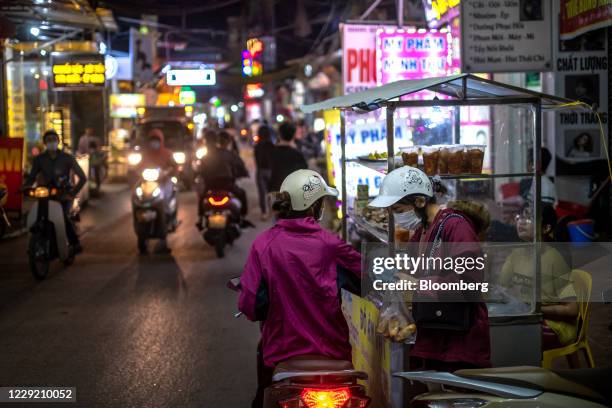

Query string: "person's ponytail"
[[272, 191, 293, 218]]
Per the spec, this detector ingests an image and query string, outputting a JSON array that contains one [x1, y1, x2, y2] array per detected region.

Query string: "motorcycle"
[[395, 365, 612, 407], [131, 167, 178, 253], [24, 186, 76, 279], [200, 187, 242, 258], [227, 277, 371, 408], [0, 186, 10, 238]]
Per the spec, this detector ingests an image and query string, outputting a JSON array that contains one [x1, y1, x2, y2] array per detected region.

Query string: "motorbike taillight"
[[278, 387, 369, 408], [208, 196, 229, 206]]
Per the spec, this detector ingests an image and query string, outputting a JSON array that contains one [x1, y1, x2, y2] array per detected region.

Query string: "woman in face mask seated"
[[500, 203, 578, 351], [369, 166, 491, 372]]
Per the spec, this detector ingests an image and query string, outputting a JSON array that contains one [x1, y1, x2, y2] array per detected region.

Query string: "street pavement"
[[0, 160, 264, 407]]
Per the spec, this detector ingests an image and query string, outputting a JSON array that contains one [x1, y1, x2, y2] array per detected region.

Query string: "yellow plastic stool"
[[542, 269, 595, 368]]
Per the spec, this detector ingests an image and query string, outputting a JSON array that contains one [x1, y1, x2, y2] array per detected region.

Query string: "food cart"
[[301, 73, 587, 407]]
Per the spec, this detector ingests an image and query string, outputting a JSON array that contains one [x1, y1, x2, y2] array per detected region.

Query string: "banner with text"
[[341, 24, 393, 95], [554, 23, 608, 173], [376, 28, 454, 85], [560, 0, 612, 40], [460, 0, 552, 72]]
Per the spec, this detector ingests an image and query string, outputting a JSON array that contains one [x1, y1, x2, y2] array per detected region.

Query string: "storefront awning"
[[300, 74, 577, 114]]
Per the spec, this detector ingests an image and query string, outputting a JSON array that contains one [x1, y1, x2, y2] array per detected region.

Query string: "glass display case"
[[303, 74, 588, 371]]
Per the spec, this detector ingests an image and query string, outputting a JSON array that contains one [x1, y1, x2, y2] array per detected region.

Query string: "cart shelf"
[[351, 214, 389, 243], [347, 159, 533, 180]]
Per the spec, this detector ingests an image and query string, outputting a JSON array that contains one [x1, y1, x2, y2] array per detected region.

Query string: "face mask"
[[149, 140, 161, 150], [394, 210, 422, 230], [46, 142, 59, 152]]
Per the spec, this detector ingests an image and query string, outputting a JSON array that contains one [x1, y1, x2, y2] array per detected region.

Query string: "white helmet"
[[369, 166, 433, 208], [280, 169, 339, 211]]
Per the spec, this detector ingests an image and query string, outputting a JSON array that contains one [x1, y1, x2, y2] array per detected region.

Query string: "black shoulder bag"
[[412, 214, 474, 331]]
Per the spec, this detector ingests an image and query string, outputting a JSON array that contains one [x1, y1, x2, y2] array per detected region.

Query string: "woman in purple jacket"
[[238, 169, 361, 407]]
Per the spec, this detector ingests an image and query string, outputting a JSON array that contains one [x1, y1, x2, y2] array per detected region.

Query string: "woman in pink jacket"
[[238, 169, 361, 407]]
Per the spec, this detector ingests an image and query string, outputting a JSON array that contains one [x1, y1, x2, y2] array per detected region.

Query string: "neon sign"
[[242, 38, 264, 77]]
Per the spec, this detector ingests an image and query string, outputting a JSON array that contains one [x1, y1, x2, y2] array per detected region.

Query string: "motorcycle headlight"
[[136, 186, 143, 197], [142, 168, 160, 182], [195, 147, 207, 159], [152, 187, 161, 198], [173, 151, 186, 164], [33, 186, 50, 198], [128, 152, 142, 166], [171, 176, 178, 184]]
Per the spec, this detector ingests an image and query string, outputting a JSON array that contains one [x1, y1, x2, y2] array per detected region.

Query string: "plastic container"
[[400, 145, 420, 167], [464, 145, 485, 173], [556, 200, 589, 219], [437, 145, 450, 174], [568, 219, 595, 243], [421, 146, 440, 175], [445, 145, 465, 174]]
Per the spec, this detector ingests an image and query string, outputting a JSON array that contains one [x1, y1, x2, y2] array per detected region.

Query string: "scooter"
[[396, 365, 612, 407], [200, 188, 242, 258], [131, 167, 178, 253], [227, 277, 371, 408], [0, 186, 10, 238], [24, 186, 76, 279]]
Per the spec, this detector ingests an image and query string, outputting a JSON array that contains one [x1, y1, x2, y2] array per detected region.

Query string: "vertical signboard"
[[555, 28, 608, 168], [460, 0, 553, 72], [130, 28, 156, 84], [0, 138, 24, 212]]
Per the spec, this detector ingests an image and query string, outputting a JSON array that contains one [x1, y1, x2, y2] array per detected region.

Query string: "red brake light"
[[208, 196, 229, 206], [301, 388, 350, 408]]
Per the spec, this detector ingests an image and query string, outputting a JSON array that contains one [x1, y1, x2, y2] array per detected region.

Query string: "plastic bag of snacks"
[[376, 298, 417, 344]]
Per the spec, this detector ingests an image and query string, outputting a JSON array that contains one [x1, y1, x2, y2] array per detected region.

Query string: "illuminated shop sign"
[[179, 89, 197, 105], [51, 54, 106, 90], [423, 0, 460, 28], [109, 93, 146, 118], [242, 38, 264, 77], [244, 83, 264, 99], [376, 28, 454, 85], [166, 69, 216, 86]]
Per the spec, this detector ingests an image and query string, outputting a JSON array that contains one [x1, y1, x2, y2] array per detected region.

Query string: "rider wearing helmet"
[[370, 166, 491, 372], [238, 169, 361, 407], [140, 128, 177, 253], [25, 129, 87, 252]]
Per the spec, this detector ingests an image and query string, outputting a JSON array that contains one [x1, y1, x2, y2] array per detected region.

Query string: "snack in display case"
[[361, 206, 388, 231], [465, 145, 485, 173], [421, 146, 440, 176], [360, 151, 402, 162], [400, 145, 419, 167]]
